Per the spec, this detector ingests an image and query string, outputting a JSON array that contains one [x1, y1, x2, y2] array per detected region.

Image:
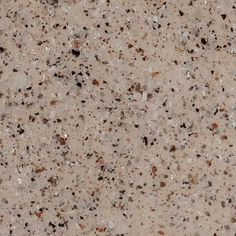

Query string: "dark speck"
[[201, 38, 207, 45], [71, 49, 80, 57], [46, 0, 59, 6], [142, 136, 148, 146], [221, 14, 227, 20], [49, 221, 56, 228], [17, 128, 25, 135], [0, 47, 5, 53], [179, 10, 184, 16], [169, 145, 176, 152], [76, 82, 82, 88]]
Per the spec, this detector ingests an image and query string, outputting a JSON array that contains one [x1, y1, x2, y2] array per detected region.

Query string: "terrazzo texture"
[[0, 0, 236, 235]]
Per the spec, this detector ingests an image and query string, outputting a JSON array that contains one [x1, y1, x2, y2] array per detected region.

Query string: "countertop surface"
[[0, 0, 236, 235]]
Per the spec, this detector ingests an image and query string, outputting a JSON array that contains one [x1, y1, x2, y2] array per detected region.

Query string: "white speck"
[[232, 122, 236, 128], [147, 66, 153, 73], [230, 48, 236, 55], [142, 92, 147, 102], [153, 15, 159, 22], [108, 221, 116, 229], [186, 71, 191, 80]]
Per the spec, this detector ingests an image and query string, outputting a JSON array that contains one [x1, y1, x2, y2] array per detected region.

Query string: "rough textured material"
[[0, 0, 236, 235]]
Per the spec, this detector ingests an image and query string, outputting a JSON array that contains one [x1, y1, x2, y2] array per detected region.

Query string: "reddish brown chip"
[[92, 79, 99, 86]]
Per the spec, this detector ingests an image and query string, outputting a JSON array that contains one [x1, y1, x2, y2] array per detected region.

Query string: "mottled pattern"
[[0, 0, 236, 235]]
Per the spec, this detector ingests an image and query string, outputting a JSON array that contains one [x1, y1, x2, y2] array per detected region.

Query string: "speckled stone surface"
[[0, 0, 236, 235]]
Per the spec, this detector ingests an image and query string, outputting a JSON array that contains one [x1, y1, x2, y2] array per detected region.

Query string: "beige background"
[[0, 0, 236, 235]]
